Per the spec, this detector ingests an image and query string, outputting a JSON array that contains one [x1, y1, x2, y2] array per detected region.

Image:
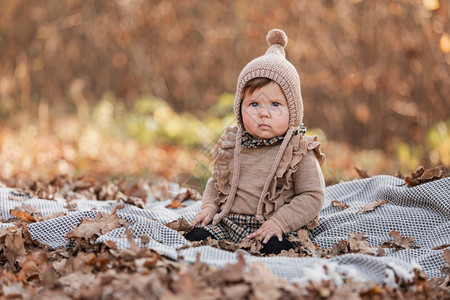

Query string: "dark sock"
[[260, 236, 293, 255], [185, 227, 213, 242]]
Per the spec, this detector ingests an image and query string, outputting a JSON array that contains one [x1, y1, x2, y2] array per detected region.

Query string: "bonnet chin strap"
[[212, 127, 243, 225], [255, 126, 294, 223]]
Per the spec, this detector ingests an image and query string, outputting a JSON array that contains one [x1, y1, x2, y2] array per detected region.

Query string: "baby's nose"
[[258, 105, 271, 117]]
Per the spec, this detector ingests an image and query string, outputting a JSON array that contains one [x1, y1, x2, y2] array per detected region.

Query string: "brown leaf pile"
[[1, 171, 450, 298], [1, 222, 449, 300], [3, 175, 150, 209], [2, 216, 449, 300]]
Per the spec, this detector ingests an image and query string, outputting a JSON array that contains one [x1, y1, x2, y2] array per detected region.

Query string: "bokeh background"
[[0, 0, 449, 187]]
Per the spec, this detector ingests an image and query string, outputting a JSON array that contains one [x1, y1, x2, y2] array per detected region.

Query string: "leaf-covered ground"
[[1, 167, 449, 299]]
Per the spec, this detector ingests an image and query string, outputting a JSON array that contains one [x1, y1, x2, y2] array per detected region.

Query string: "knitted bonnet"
[[213, 29, 305, 224]]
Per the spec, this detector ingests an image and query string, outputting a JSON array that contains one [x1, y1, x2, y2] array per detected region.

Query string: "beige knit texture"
[[203, 127, 326, 231]]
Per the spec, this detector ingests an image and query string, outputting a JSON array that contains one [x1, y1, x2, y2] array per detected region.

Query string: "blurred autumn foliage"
[[0, 0, 449, 184]]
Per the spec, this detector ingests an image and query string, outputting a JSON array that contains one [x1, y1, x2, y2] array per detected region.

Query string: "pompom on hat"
[[213, 29, 306, 225]]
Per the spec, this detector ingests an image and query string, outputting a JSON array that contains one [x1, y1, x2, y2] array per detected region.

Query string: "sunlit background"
[[0, 0, 449, 188]]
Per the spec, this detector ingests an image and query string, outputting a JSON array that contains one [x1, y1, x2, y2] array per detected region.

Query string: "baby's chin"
[[251, 131, 280, 139]]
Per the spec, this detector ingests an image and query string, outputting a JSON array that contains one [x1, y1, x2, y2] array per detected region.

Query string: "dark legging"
[[185, 227, 293, 255]]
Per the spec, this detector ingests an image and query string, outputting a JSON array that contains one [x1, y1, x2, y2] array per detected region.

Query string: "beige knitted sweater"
[[201, 126, 325, 233]]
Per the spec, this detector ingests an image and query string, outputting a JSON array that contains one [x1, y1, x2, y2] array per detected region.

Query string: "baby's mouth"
[[258, 124, 271, 130]]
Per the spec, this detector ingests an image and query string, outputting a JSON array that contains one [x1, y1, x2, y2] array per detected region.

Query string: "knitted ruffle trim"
[[212, 126, 325, 208]]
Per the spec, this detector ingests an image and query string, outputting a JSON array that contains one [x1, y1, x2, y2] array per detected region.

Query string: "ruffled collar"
[[241, 124, 306, 148]]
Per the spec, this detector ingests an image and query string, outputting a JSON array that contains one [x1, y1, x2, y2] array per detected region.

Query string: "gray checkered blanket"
[[1, 175, 449, 285]]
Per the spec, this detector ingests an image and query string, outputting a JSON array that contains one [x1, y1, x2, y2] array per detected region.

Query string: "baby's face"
[[241, 82, 289, 139]]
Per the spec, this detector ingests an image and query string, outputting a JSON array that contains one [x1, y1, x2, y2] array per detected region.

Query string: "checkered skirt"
[[198, 213, 312, 244]]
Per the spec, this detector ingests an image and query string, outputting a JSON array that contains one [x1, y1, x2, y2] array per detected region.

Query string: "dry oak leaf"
[[173, 188, 201, 202], [348, 232, 376, 255], [357, 199, 387, 214], [288, 229, 317, 256], [404, 165, 446, 187], [165, 217, 193, 233], [332, 200, 350, 210], [381, 230, 419, 250], [1, 227, 27, 271], [432, 244, 450, 250], [65, 205, 126, 239], [165, 200, 186, 209], [328, 240, 349, 257], [10, 210, 38, 223], [122, 196, 145, 209]]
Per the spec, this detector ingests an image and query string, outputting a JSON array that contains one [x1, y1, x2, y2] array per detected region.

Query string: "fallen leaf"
[[165, 200, 186, 209], [165, 218, 193, 233], [441, 266, 450, 276], [173, 189, 201, 202], [357, 199, 387, 214], [65, 207, 127, 239], [354, 167, 370, 178], [296, 229, 317, 256], [419, 165, 446, 181], [124, 179, 151, 199], [328, 240, 349, 257], [122, 196, 145, 209], [404, 165, 446, 187], [278, 248, 300, 257], [348, 232, 376, 255], [332, 200, 350, 210], [10, 210, 37, 223], [376, 246, 386, 256], [21, 203, 41, 214], [104, 240, 118, 251], [4, 227, 27, 271], [17, 250, 48, 282], [432, 244, 450, 250], [381, 230, 419, 250], [444, 249, 450, 265]]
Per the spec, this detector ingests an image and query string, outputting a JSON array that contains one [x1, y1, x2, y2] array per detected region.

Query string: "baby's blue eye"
[[272, 102, 280, 107], [250, 102, 258, 107]]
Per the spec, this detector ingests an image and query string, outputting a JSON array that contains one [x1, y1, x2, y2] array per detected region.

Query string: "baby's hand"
[[247, 219, 283, 244], [191, 207, 217, 227]]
